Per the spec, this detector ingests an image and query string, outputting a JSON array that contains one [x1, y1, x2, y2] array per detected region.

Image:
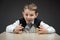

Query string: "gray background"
[[0, 0, 60, 35]]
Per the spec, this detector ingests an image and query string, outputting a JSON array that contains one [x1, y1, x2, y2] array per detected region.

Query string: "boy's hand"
[[38, 25, 48, 34], [13, 24, 24, 34]]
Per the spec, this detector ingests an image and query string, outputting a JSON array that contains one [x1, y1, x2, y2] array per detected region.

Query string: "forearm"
[[6, 20, 20, 33], [40, 21, 56, 33], [6, 24, 16, 32], [47, 26, 55, 33]]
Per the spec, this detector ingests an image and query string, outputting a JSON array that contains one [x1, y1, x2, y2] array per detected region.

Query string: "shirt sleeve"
[[40, 21, 56, 33], [6, 20, 20, 32]]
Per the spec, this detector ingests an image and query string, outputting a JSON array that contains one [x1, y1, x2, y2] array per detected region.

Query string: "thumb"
[[38, 24, 41, 28], [39, 24, 43, 28], [18, 24, 22, 27], [19, 24, 22, 26], [19, 24, 24, 28]]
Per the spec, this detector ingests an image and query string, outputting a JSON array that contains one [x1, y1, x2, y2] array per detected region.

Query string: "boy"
[[6, 3, 55, 34]]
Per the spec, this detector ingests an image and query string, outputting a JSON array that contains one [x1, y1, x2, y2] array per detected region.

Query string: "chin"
[[27, 20, 32, 23]]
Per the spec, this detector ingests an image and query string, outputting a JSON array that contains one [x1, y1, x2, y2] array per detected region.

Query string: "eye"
[[25, 14, 28, 16], [30, 14, 34, 16]]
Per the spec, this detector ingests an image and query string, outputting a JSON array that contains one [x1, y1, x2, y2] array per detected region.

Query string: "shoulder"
[[19, 18, 25, 22], [35, 18, 42, 22], [19, 18, 25, 21]]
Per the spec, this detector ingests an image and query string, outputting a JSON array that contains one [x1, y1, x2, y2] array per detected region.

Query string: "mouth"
[[28, 20, 32, 22], [26, 20, 32, 23]]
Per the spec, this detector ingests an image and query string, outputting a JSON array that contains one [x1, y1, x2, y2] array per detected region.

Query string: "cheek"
[[23, 14, 26, 19], [30, 16, 36, 19], [23, 15, 26, 18], [23, 14, 27, 17]]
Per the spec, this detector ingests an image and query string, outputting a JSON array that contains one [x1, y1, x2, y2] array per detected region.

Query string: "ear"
[[22, 12, 24, 16], [35, 13, 38, 18]]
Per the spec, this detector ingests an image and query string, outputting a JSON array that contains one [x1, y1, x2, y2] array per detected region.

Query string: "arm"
[[38, 21, 56, 34], [6, 20, 20, 32]]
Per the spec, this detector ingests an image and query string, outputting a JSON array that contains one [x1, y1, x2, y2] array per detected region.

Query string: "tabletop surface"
[[0, 32, 60, 40]]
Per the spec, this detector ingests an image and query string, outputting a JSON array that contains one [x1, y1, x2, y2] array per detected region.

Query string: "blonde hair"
[[23, 3, 38, 13]]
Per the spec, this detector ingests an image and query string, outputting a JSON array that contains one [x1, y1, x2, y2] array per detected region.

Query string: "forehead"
[[24, 9, 35, 14]]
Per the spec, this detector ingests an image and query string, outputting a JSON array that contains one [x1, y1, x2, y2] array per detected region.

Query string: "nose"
[[27, 15, 31, 18]]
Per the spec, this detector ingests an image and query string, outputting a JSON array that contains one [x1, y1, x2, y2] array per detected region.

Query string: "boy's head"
[[22, 3, 38, 23]]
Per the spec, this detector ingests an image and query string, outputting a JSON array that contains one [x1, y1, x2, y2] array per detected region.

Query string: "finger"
[[18, 27, 24, 30], [19, 26, 24, 28], [40, 25, 44, 29], [22, 27, 24, 28], [18, 31, 22, 34], [39, 26, 40, 28], [38, 30, 43, 34], [38, 29, 42, 31], [38, 31, 43, 34], [38, 25, 43, 28], [40, 26, 43, 29], [39, 23, 42, 27], [19, 24, 22, 27], [19, 24, 22, 26], [19, 24, 24, 28], [18, 28, 23, 30]]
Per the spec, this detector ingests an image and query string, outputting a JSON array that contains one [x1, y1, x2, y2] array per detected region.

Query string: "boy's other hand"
[[38, 25, 48, 34], [13, 24, 24, 34]]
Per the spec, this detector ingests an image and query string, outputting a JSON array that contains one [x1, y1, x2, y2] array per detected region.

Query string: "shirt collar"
[[26, 20, 34, 24]]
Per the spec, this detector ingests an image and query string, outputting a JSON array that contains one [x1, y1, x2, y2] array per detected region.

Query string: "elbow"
[[6, 25, 14, 33], [6, 25, 11, 32], [47, 27, 56, 33]]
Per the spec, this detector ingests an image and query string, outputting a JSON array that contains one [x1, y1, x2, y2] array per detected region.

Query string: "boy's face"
[[22, 9, 38, 23]]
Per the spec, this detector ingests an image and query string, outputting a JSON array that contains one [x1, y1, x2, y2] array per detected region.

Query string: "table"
[[0, 32, 60, 40]]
